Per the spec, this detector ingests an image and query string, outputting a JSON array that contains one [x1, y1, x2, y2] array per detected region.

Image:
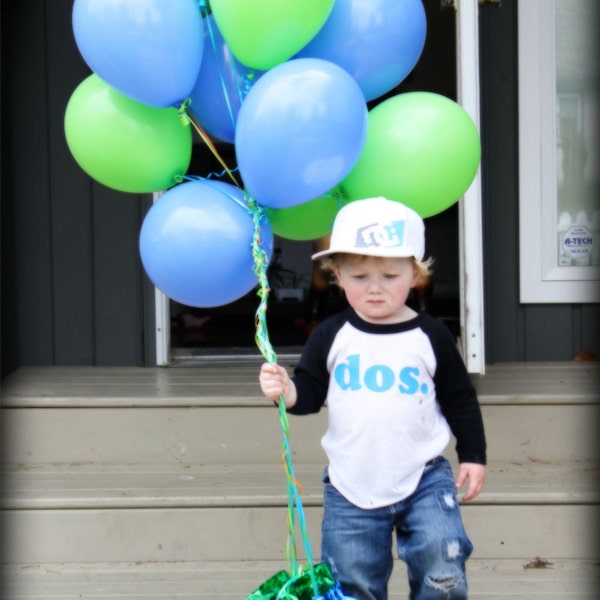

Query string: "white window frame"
[[518, 0, 600, 303]]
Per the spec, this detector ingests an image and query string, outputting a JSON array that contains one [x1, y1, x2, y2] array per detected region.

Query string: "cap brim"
[[311, 247, 416, 261], [311, 249, 335, 261]]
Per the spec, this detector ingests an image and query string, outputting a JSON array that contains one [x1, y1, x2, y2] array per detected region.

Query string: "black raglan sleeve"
[[425, 315, 487, 465], [288, 311, 347, 415]]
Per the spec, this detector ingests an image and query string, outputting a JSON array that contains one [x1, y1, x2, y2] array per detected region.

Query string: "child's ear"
[[411, 267, 423, 288], [329, 265, 342, 287]]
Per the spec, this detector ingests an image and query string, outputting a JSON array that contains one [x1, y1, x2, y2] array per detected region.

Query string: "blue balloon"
[[189, 15, 264, 144], [235, 58, 367, 209], [296, 0, 426, 102], [72, 0, 204, 107], [139, 180, 273, 307]]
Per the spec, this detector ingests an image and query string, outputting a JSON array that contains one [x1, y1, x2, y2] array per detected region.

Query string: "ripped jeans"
[[321, 456, 473, 600]]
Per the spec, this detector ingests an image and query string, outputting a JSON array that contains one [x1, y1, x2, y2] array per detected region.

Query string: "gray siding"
[[1, 0, 598, 375], [1, 0, 155, 374]]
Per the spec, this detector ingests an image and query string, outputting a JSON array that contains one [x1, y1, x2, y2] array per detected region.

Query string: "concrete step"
[[2, 461, 598, 563], [2, 460, 599, 510], [2, 461, 600, 563], [3, 402, 599, 466], [2, 363, 598, 408], [3, 504, 597, 563], [2, 559, 599, 599], [2, 363, 599, 467]]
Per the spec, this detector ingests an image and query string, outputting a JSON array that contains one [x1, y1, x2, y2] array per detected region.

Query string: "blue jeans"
[[321, 457, 473, 600]]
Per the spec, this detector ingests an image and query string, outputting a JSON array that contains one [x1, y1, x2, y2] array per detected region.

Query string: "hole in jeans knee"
[[424, 572, 464, 591]]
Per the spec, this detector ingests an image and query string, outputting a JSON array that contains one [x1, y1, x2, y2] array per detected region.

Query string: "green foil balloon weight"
[[210, 0, 335, 71], [341, 92, 481, 218], [265, 188, 344, 241], [64, 74, 192, 193], [245, 563, 354, 600]]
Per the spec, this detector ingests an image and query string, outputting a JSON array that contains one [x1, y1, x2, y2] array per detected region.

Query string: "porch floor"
[[2, 361, 599, 408]]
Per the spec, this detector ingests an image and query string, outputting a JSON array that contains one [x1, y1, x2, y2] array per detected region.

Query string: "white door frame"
[[154, 284, 171, 367], [154, 3, 487, 372], [456, 0, 485, 374], [152, 191, 171, 366]]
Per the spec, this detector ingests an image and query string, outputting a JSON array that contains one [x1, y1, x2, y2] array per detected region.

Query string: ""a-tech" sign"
[[563, 225, 594, 259]]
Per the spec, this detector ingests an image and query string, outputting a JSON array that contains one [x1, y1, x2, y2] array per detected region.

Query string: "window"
[[518, 0, 599, 302]]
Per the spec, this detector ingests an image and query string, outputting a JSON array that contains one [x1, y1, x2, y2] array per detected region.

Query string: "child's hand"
[[455, 463, 486, 501], [259, 363, 297, 408]]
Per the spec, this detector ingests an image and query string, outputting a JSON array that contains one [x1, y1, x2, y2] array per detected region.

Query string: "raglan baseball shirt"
[[290, 307, 487, 509]]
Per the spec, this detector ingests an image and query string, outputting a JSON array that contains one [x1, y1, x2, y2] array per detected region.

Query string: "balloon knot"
[[177, 98, 192, 126], [241, 70, 258, 99]]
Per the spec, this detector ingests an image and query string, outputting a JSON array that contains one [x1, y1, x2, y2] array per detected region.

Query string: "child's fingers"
[[259, 363, 288, 401], [456, 463, 485, 502]]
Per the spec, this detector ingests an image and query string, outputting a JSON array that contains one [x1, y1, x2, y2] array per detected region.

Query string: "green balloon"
[[210, 0, 335, 71], [64, 74, 192, 193], [265, 188, 344, 241], [341, 92, 481, 218]]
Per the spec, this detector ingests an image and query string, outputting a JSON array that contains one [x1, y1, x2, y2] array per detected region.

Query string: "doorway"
[[169, 2, 460, 363]]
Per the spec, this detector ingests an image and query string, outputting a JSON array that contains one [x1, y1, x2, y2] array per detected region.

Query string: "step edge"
[[2, 393, 598, 408]]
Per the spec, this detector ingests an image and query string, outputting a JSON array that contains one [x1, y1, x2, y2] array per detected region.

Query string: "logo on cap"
[[355, 220, 406, 249]]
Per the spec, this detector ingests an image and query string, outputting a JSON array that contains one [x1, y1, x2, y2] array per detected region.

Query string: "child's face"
[[332, 255, 420, 324]]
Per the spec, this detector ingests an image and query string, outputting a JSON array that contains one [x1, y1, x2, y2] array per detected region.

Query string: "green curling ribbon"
[[247, 198, 356, 600]]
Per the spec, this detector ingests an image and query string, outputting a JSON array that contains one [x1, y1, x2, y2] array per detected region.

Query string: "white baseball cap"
[[312, 197, 425, 261]]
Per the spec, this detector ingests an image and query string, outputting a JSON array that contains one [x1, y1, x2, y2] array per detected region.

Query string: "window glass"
[[555, 0, 599, 267]]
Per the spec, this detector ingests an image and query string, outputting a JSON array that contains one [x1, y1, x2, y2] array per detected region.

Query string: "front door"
[[157, 2, 485, 372]]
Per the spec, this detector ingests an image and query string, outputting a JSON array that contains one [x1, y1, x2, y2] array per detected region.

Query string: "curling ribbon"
[[248, 195, 318, 595], [248, 196, 357, 600]]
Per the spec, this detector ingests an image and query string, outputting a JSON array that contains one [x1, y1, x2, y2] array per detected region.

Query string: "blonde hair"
[[319, 253, 434, 279]]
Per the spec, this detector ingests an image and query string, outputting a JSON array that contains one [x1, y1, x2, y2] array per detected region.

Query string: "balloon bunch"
[[64, 0, 480, 308]]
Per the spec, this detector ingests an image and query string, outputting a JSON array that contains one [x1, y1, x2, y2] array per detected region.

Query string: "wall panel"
[[1, 0, 153, 373]]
